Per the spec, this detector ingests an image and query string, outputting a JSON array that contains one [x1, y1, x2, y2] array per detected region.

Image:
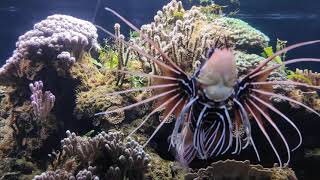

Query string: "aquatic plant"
[[173, 11, 185, 20], [287, 70, 313, 85], [129, 30, 140, 39], [199, 4, 225, 18], [261, 39, 288, 64], [287, 68, 320, 86], [129, 76, 147, 88]]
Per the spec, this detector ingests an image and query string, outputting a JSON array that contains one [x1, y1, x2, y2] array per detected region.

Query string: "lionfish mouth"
[[95, 6, 320, 167]]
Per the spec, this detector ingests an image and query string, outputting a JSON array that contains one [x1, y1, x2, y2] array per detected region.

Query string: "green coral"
[[173, 11, 184, 20], [208, 17, 270, 50]]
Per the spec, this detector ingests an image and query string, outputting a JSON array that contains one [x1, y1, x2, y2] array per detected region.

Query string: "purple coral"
[[59, 130, 151, 179], [29, 81, 55, 120], [0, 14, 100, 78], [33, 170, 72, 180]]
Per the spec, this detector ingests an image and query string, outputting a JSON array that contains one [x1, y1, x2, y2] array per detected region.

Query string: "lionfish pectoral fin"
[[246, 99, 286, 167], [246, 40, 320, 78], [250, 94, 302, 151], [143, 97, 184, 147]]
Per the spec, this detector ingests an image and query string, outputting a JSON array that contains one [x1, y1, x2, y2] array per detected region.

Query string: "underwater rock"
[[184, 159, 297, 180], [75, 85, 125, 125]]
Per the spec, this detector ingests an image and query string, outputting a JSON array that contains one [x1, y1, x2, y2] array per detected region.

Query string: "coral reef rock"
[[185, 159, 297, 180]]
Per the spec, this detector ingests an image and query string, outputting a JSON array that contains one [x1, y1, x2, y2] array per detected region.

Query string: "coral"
[[131, 0, 269, 74], [184, 159, 297, 180], [288, 68, 320, 86], [285, 69, 320, 111], [233, 50, 264, 76], [33, 169, 73, 180], [33, 167, 99, 180], [0, 14, 100, 85], [208, 17, 269, 50], [35, 130, 151, 180], [75, 167, 99, 180], [29, 81, 55, 120]]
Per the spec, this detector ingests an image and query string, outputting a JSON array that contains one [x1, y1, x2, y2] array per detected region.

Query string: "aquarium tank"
[[0, 0, 319, 179]]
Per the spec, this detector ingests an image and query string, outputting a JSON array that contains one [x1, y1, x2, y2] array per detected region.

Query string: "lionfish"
[[96, 7, 320, 166]]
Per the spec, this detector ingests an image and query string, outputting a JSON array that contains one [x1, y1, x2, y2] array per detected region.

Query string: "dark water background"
[[0, 0, 320, 71]]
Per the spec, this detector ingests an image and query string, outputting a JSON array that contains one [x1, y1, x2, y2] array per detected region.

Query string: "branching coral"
[[29, 81, 55, 121], [35, 130, 151, 180], [33, 167, 99, 180]]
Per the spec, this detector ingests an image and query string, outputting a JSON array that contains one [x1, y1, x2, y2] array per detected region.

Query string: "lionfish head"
[[197, 48, 238, 102]]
